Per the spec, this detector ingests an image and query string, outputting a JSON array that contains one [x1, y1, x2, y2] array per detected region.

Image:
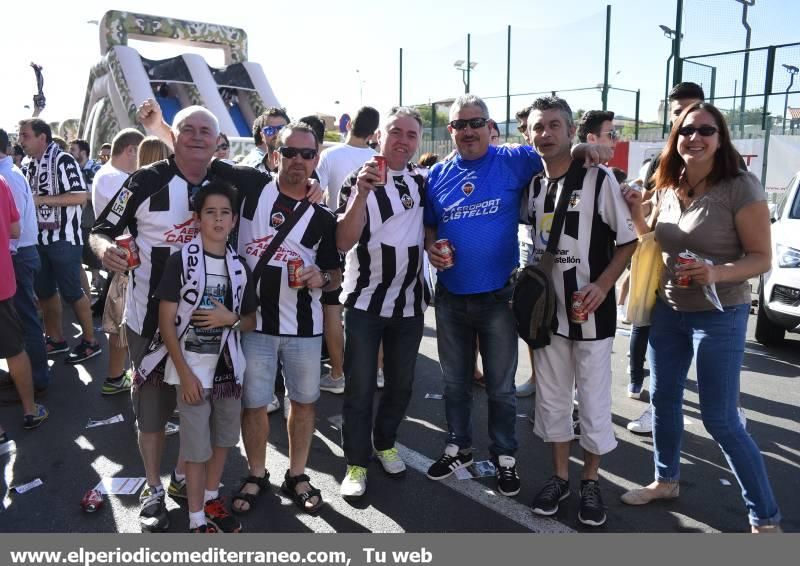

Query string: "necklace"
[[683, 174, 709, 198]]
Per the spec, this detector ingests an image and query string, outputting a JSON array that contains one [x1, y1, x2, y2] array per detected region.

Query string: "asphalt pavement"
[[1, 297, 798, 534]]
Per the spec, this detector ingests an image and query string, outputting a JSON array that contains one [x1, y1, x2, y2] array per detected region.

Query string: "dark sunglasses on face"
[[678, 125, 718, 137], [517, 124, 527, 134], [449, 117, 488, 130], [216, 144, 229, 151], [600, 130, 619, 140], [262, 125, 285, 137], [278, 146, 317, 160]]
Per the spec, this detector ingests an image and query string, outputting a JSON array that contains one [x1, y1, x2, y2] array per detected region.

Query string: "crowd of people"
[[0, 80, 782, 533]]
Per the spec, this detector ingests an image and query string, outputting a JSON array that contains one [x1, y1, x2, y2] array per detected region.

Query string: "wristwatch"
[[230, 315, 242, 331], [321, 271, 331, 288]]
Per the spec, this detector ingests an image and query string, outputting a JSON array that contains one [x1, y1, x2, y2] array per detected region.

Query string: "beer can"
[[433, 239, 455, 269], [674, 251, 695, 288], [81, 488, 104, 513], [569, 292, 589, 324], [287, 257, 305, 289], [373, 155, 388, 187], [115, 234, 140, 269]]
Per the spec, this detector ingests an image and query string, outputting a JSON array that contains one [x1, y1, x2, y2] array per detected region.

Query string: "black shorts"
[[322, 288, 342, 306], [0, 299, 25, 358]]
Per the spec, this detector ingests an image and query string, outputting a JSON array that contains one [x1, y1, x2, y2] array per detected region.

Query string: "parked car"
[[756, 173, 800, 345]]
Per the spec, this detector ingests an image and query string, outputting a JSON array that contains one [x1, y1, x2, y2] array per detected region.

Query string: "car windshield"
[[791, 179, 800, 219]]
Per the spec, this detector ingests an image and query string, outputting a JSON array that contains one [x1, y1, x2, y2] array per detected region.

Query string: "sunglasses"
[[278, 146, 317, 160], [262, 125, 285, 137], [517, 124, 527, 134], [678, 125, 718, 137], [600, 130, 619, 140], [216, 143, 229, 151], [449, 117, 488, 130]]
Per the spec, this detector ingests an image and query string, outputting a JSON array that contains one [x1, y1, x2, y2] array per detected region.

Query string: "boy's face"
[[195, 194, 236, 243]]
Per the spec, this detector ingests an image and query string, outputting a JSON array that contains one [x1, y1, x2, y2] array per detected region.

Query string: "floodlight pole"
[[736, 0, 755, 137], [672, 0, 684, 84], [782, 64, 798, 134]]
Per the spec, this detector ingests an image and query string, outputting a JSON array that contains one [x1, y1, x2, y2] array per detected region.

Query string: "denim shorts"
[[241, 332, 322, 409], [35, 241, 85, 303]]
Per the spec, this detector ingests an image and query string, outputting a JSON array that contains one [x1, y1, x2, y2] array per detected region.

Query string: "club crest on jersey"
[[569, 191, 581, 208], [401, 193, 414, 209], [112, 189, 133, 216], [271, 212, 285, 228], [462, 182, 475, 197]]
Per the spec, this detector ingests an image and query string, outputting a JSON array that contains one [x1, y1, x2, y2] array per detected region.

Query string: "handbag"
[[625, 193, 664, 326], [512, 161, 581, 348]]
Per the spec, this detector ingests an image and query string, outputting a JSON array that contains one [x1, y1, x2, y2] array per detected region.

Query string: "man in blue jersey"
[[423, 94, 543, 496]]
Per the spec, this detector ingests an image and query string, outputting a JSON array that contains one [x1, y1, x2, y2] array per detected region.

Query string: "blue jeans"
[[35, 241, 85, 303], [649, 299, 781, 527], [12, 246, 50, 389], [342, 308, 424, 467], [434, 281, 518, 457], [628, 324, 650, 387]]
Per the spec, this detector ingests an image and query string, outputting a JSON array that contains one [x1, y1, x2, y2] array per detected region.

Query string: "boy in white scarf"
[[153, 181, 257, 532]]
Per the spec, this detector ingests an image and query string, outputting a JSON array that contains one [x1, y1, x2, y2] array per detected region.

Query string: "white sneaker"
[[515, 379, 535, 398], [376, 368, 385, 389], [738, 407, 747, 429], [320, 373, 345, 394], [374, 446, 406, 476], [266, 397, 281, 414], [627, 405, 653, 434], [618, 305, 631, 324], [283, 398, 291, 420], [340, 465, 367, 499]]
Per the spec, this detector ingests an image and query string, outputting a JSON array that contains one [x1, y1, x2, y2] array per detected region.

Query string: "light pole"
[[453, 60, 478, 94], [660, 25, 680, 137], [734, 0, 755, 137], [782, 64, 799, 134]]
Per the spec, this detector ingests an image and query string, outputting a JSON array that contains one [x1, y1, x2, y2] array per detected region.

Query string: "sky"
[[3, 0, 798, 136]]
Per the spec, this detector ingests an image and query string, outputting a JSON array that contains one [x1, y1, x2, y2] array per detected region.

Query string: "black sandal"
[[231, 471, 270, 515], [280, 470, 324, 514]]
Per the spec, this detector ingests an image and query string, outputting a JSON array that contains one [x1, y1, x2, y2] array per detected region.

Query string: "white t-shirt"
[[92, 162, 130, 217], [164, 255, 229, 388], [316, 143, 376, 209]]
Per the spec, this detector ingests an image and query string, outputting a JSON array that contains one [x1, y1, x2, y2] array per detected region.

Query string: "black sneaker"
[[23, 404, 49, 429], [189, 523, 214, 533], [531, 475, 570, 516], [493, 455, 521, 497], [578, 479, 606, 526], [426, 444, 473, 480], [139, 488, 169, 532], [66, 340, 102, 364]]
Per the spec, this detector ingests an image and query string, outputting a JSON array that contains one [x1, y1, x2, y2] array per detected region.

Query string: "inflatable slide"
[[79, 10, 280, 155]]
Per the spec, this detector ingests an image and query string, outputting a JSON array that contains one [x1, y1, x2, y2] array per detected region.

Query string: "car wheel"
[[755, 292, 785, 346]]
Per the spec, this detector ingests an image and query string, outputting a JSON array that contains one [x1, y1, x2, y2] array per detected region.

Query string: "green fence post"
[[506, 25, 511, 141], [635, 89, 640, 140], [763, 46, 776, 130], [399, 48, 403, 106], [762, 115, 772, 188], [602, 4, 611, 110]]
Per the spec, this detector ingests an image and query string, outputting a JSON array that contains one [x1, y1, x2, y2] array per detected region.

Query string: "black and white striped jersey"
[[25, 147, 86, 246], [92, 158, 213, 338], [522, 164, 637, 340], [337, 163, 430, 318], [226, 164, 339, 337]]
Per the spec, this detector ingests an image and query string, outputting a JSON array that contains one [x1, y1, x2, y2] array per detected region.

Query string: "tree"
[[415, 105, 451, 128]]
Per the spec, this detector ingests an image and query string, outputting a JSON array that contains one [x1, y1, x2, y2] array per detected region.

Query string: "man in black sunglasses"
[[240, 107, 291, 173], [577, 110, 618, 157]]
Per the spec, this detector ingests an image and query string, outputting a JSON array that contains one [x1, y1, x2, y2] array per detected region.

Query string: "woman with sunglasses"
[[214, 133, 231, 161], [620, 102, 781, 532]]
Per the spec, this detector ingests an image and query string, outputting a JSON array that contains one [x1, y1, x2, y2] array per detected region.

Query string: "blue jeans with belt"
[[434, 281, 519, 457], [649, 298, 780, 527], [342, 308, 424, 467], [13, 245, 50, 390]]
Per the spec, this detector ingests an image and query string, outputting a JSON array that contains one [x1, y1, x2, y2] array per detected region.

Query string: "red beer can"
[[674, 251, 695, 288], [373, 155, 388, 187], [433, 239, 455, 269], [287, 257, 305, 289], [569, 291, 589, 324], [81, 488, 104, 513], [115, 234, 140, 269]]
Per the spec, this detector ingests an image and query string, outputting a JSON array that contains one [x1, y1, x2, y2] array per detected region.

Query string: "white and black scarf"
[[30, 141, 61, 195], [134, 235, 246, 399]]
